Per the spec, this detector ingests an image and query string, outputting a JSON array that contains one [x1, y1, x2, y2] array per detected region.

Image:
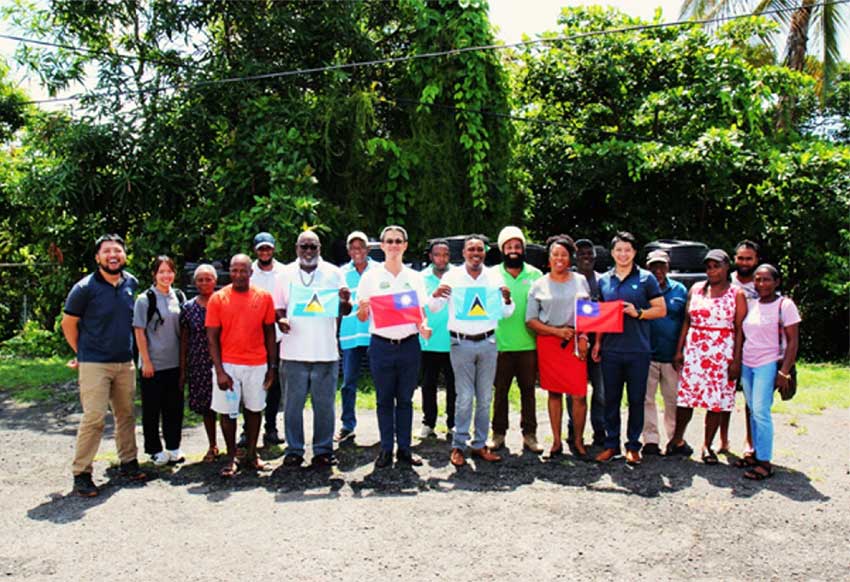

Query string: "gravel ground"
[[2, 390, 848, 581]]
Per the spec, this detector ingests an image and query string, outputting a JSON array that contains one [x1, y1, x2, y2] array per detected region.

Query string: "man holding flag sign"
[[274, 231, 351, 468], [591, 232, 666, 466], [429, 235, 514, 467], [357, 226, 431, 469]]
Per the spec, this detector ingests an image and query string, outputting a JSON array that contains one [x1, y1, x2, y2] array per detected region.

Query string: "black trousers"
[[420, 351, 456, 429], [141, 367, 183, 454], [265, 363, 282, 433]]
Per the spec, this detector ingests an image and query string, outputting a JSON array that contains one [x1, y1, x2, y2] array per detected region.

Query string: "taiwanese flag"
[[576, 299, 623, 333], [370, 290, 423, 329]]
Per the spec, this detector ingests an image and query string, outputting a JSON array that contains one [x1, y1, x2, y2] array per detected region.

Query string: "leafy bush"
[[0, 319, 71, 358]]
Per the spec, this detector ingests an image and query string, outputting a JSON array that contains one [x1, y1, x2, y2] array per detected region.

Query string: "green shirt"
[[496, 263, 542, 351], [420, 264, 452, 353]]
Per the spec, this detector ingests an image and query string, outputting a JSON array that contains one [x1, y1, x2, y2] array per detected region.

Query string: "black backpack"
[[145, 288, 187, 328]]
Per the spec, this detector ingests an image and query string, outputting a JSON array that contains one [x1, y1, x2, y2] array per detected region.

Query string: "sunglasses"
[[383, 238, 405, 245], [299, 243, 319, 251]]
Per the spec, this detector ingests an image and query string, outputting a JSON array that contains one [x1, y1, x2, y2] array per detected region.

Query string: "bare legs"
[[548, 392, 587, 455]]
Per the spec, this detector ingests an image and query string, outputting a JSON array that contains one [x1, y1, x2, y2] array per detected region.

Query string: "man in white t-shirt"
[[274, 230, 351, 468], [250, 232, 287, 447], [429, 235, 514, 467]]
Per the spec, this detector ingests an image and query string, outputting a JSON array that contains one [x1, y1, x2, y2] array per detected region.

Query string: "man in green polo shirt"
[[419, 239, 456, 439], [490, 226, 543, 453]]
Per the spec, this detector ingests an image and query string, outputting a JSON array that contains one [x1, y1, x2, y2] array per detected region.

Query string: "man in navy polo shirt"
[[591, 232, 666, 466], [61, 234, 146, 497]]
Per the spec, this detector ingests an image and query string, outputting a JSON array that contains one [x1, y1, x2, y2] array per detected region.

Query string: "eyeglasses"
[[299, 243, 318, 251], [383, 238, 405, 245]]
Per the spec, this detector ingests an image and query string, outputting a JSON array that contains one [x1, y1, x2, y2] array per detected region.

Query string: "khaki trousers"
[[642, 361, 679, 446], [72, 362, 138, 475]]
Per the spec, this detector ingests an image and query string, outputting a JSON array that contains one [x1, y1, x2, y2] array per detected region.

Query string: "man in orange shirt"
[[206, 254, 277, 477]]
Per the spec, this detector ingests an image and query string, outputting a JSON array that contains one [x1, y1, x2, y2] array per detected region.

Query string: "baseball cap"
[[346, 231, 368, 246], [253, 232, 275, 249], [574, 238, 595, 249], [646, 250, 670, 266], [703, 249, 731, 264]]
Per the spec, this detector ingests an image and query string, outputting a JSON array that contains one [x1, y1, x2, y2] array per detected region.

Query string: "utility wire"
[[16, 0, 850, 106]]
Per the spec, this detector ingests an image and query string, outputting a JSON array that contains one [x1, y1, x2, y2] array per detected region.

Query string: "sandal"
[[734, 453, 757, 468], [701, 448, 719, 465], [246, 457, 271, 472], [203, 447, 219, 463], [219, 458, 238, 478], [744, 464, 774, 481], [573, 441, 588, 459]]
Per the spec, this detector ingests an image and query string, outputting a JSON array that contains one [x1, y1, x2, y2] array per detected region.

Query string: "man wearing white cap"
[[335, 230, 376, 442], [490, 226, 543, 453], [250, 232, 286, 446]]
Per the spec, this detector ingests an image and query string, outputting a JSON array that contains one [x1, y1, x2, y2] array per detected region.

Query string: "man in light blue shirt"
[[336, 231, 375, 442], [419, 239, 455, 439]]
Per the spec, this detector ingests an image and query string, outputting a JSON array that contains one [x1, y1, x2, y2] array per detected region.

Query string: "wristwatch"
[[636, 308, 644, 319]]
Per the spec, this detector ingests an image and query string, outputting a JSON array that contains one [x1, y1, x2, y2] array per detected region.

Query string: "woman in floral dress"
[[666, 249, 746, 463], [179, 264, 220, 462]]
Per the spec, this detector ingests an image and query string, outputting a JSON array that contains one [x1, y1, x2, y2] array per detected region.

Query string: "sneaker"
[[166, 449, 185, 464], [489, 433, 506, 450], [263, 430, 284, 447], [334, 427, 355, 443], [73, 473, 99, 497], [151, 451, 170, 466], [283, 454, 304, 467], [311, 453, 338, 467], [419, 424, 436, 439], [642, 443, 661, 456], [119, 459, 147, 481], [522, 434, 544, 454]]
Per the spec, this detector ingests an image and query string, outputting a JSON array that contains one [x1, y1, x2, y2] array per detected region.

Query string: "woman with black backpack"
[[133, 255, 186, 466]]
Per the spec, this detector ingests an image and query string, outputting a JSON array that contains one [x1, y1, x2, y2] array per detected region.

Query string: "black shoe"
[[334, 427, 355, 443], [237, 432, 248, 448], [665, 441, 694, 457], [311, 453, 338, 468], [283, 454, 304, 467], [374, 450, 393, 469], [263, 430, 284, 447], [396, 449, 423, 467], [642, 443, 662, 456], [118, 459, 148, 481], [73, 473, 99, 497]]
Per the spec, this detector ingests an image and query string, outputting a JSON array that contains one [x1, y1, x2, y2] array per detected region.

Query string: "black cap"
[[574, 238, 594, 248]]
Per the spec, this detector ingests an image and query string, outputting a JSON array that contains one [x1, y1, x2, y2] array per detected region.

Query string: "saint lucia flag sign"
[[452, 286, 503, 321], [290, 285, 340, 318]]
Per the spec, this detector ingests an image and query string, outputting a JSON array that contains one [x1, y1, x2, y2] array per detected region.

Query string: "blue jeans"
[[369, 336, 421, 453], [450, 337, 498, 451], [567, 357, 606, 443], [741, 362, 777, 462], [601, 351, 651, 452], [283, 360, 337, 457], [340, 346, 367, 431]]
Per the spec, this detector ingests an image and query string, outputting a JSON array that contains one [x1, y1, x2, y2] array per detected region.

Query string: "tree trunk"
[[776, 0, 814, 130]]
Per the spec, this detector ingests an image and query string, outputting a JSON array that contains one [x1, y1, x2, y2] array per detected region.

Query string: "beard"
[[258, 257, 273, 267], [99, 263, 124, 275], [300, 256, 319, 268], [736, 265, 755, 278], [503, 252, 525, 269]]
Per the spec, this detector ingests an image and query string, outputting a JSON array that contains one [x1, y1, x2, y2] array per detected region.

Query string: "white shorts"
[[210, 363, 268, 414]]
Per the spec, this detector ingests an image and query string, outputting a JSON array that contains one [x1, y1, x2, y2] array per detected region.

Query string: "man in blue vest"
[[335, 231, 375, 443]]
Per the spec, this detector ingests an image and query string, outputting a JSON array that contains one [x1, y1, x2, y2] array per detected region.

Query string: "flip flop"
[[219, 458, 238, 478], [744, 465, 774, 481], [701, 448, 719, 465], [203, 447, 219, 463], [734, 454, 757, 468]]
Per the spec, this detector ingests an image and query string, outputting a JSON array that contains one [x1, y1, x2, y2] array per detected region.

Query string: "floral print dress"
[[179, 298, 213, 414], [677, 283, 737, 412]]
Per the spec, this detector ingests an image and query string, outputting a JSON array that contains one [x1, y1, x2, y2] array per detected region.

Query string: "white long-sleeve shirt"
[[428, 265, 514, 335]]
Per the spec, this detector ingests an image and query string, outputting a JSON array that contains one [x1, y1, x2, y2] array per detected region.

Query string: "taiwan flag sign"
[[576, 299, 623, 333], [452, 286, 503, 321], [370, 290, 423, 329], [290, 286, 340, 318]]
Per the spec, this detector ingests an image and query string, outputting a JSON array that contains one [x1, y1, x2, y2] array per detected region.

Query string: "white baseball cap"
[[346, 231, 369, 246]]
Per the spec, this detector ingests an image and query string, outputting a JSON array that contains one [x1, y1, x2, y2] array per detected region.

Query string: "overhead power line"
[[16, 0, 850, 106]]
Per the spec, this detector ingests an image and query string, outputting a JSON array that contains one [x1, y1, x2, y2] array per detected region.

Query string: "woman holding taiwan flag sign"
[[526, 235, 591, 458], [356, 226, 432, 469]]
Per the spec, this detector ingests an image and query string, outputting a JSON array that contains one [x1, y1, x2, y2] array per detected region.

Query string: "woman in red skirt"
[[526, 235, 591, 458]]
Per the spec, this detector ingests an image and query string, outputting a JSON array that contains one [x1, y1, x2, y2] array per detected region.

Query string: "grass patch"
[[0, 356, 76, 403], [773, 362, 850, 414]]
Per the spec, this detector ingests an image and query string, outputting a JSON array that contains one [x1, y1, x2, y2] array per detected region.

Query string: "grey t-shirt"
[[133, 287, 181, 371], [526, 274, 590, 327]]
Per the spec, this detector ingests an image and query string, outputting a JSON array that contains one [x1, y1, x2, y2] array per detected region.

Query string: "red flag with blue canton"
[[576, 299, 623, 333], [370, 290, 423, 329]]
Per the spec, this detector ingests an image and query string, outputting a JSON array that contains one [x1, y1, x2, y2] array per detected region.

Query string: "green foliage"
[[513, 8, 850, 359], [0, 318, 71, 358]]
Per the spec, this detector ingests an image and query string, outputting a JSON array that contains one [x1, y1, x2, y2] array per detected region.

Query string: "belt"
[[372, 333, 418, 345], [450, 330, 495, 342]]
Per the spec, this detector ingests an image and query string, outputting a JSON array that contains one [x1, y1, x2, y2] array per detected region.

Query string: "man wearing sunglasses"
[[274, 230, 351, 468]]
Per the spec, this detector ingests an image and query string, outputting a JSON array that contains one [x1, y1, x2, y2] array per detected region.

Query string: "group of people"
[[61, 228, 798, 497]]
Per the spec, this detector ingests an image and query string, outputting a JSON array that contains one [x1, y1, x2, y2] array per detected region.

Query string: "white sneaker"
[[166, 449, 185, 464], [420, 424, 436, 438], [151, 451, 169, 466]]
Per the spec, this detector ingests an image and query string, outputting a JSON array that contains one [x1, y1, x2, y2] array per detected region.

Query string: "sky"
[[0, 0, 848, 108]]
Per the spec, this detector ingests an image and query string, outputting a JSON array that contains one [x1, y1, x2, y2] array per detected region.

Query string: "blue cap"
[[253, 232, 275, 249]]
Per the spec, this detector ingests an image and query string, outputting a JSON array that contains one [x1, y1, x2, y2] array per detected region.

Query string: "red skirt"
[[537, 335, 588, 396]]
